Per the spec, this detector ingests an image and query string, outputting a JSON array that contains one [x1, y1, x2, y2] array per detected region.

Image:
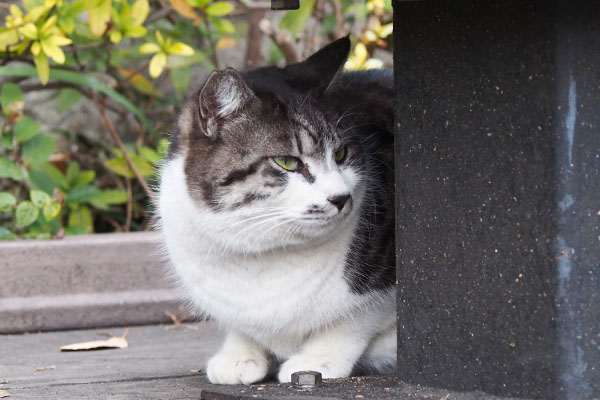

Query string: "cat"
[[157, 36, 396, 385]]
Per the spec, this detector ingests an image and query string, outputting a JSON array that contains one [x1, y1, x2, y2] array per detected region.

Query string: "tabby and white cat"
[[158, 36, 396, 384]]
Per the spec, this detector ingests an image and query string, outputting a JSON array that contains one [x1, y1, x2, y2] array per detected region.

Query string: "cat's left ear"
[[197, 68, 257, 137], [288, 36, 351, 93]]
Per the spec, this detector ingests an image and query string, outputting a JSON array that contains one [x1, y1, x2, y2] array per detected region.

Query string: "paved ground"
[[0, 323, 510, 399]]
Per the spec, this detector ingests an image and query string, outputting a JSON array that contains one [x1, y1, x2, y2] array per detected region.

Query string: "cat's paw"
[[277, 355, 352, 383], [207, 352, 269, 385]]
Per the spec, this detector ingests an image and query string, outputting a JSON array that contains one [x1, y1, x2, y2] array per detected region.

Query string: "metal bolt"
[[271, 0, 299, 10], [291, 370, 323, 387]]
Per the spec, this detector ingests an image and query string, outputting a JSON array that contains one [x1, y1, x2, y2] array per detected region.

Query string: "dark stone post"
[[393, 1, 600, 398]]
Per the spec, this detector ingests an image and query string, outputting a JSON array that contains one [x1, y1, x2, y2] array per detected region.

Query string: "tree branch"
[[94, 95, 155, 202], [258, 19, 300, 65]]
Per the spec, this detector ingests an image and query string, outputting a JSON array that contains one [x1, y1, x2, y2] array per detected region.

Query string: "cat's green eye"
[[274, 156, 299, 171], [334, 147, 346, 163]]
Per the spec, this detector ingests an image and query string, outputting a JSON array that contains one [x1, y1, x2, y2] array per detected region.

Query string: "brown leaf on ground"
[[0, 389, 10, 398], [35, 365, 56, 371], [60, 336, 128, 351], [60, 329, 129, 352]]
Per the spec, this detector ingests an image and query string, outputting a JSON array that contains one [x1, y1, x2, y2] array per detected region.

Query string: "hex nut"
[[291, 370, 323, 387]]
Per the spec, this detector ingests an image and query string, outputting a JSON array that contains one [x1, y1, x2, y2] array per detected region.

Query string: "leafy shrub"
[[0, 0, 392, 239]]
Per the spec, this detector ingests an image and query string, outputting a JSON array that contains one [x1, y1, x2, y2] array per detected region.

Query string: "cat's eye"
[[334, 147, 346, 163], [273, 156, 299, 171]]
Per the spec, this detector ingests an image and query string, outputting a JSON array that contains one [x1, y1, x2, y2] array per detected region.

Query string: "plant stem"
[[125, 177, 132, 232], [94, 95, 155, 202]]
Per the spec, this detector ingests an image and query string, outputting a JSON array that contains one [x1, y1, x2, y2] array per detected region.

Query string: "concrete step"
[[0, 232, 181, 333]]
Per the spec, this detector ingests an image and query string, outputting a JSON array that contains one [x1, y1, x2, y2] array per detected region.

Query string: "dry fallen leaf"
[[0, 389, 10, 398], [35, 365, 55, 371], [60, 336, 128, 352], [61, 329, 129, 352]]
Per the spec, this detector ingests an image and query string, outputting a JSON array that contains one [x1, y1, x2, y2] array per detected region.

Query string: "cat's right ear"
[[197, 69, 257, 137]]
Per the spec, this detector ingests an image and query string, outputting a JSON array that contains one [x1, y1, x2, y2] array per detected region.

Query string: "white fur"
[[158, 155, 396, 384]]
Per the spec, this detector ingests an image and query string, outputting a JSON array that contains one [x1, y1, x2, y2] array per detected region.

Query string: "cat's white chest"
[[172, 238, 354, 346], [159, 156, 359, 357]]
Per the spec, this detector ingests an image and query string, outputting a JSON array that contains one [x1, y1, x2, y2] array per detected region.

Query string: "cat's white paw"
[[277, 354, 352, 383], [207, 352, 269, 385]]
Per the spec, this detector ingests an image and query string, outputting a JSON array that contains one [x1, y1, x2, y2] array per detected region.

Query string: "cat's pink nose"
[[328, 194, 351, 212]]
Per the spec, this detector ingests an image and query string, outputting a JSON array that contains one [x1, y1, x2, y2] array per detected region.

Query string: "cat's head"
[[172, 37, 366, 253]]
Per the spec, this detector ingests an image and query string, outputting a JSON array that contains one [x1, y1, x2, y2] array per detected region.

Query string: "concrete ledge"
[[0, 232, 182, 333]]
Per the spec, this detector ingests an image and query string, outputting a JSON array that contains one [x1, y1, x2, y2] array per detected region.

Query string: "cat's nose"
[[328, 194, 351, 212]]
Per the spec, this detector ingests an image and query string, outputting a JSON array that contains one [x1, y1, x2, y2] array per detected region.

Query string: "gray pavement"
[[0, 323, 221, 399], [0, 324, 511, 400]]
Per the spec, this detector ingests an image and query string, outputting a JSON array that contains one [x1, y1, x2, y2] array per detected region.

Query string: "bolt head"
[[291, 370, 323, 387]]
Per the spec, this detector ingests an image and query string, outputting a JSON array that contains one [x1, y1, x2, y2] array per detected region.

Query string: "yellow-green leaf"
[[68, 204, 93, 233], [40, 15, 58, 33], [131, 0, 149, 26], [40, 40, 66, 63], [19, 23, 38, 39], [0, 192, 17, 211], [167, 42, 194, 55], [205, 2, 234, 16], [88, 0, 111, 36], [149, 52, 167, 78], [116, 68, 159, 96], [16, 201, 39, 228], [139, 42, 160, 54], [31, 189, 51, 207], [33, 52, 50, 84], [124, 25, 146, 38], [0, 29, 20, 52], [210, 17, 235, 34], [279, 0, 314, 34], [43, 201, 61, 221], [109, 29, 122, 43]]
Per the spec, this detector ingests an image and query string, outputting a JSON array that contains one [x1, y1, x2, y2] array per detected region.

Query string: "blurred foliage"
[[0, 0, 392, 239]]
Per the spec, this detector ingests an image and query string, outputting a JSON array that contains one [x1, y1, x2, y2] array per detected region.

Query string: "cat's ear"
[[288, 36, 351, 92], [198, 68, 257, 137]]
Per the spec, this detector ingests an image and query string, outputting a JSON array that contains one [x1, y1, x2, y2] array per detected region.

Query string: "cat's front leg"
[[277, 322, 369, 382], [207, 330, 271, 385]]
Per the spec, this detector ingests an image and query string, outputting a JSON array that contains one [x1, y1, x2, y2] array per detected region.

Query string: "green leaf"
[[16, 201, 39, 228], [68, 204, 94, 234], [66, 161, 81, 187], [186, 0, 210, 7], [88, 189, 128, 210], [22, 135, 56, 166], [0, 156, 24, 181], [31, 189, 51, 207], [210, 17, 235, 34], [0, 66, 157, 139], [65, 184, 102, 204], [104, 153, 154, 178], [14, 116, 40, 143], [30, 162, 69, 192], [205, 1, 234, 16], [138, 146, 160, 163], [279, 0, 315, 34], [56, 88, 83, 114], [0, 132, 14, 150], [1, 82, 23, 115], [43, 201, 61, 221], [0, 226, 16, 240], [74, 170, 96, 187], [0, 192, 16, 211]]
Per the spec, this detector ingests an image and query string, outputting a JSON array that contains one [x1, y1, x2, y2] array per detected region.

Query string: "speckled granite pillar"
[[393, 1, 600, 398]]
